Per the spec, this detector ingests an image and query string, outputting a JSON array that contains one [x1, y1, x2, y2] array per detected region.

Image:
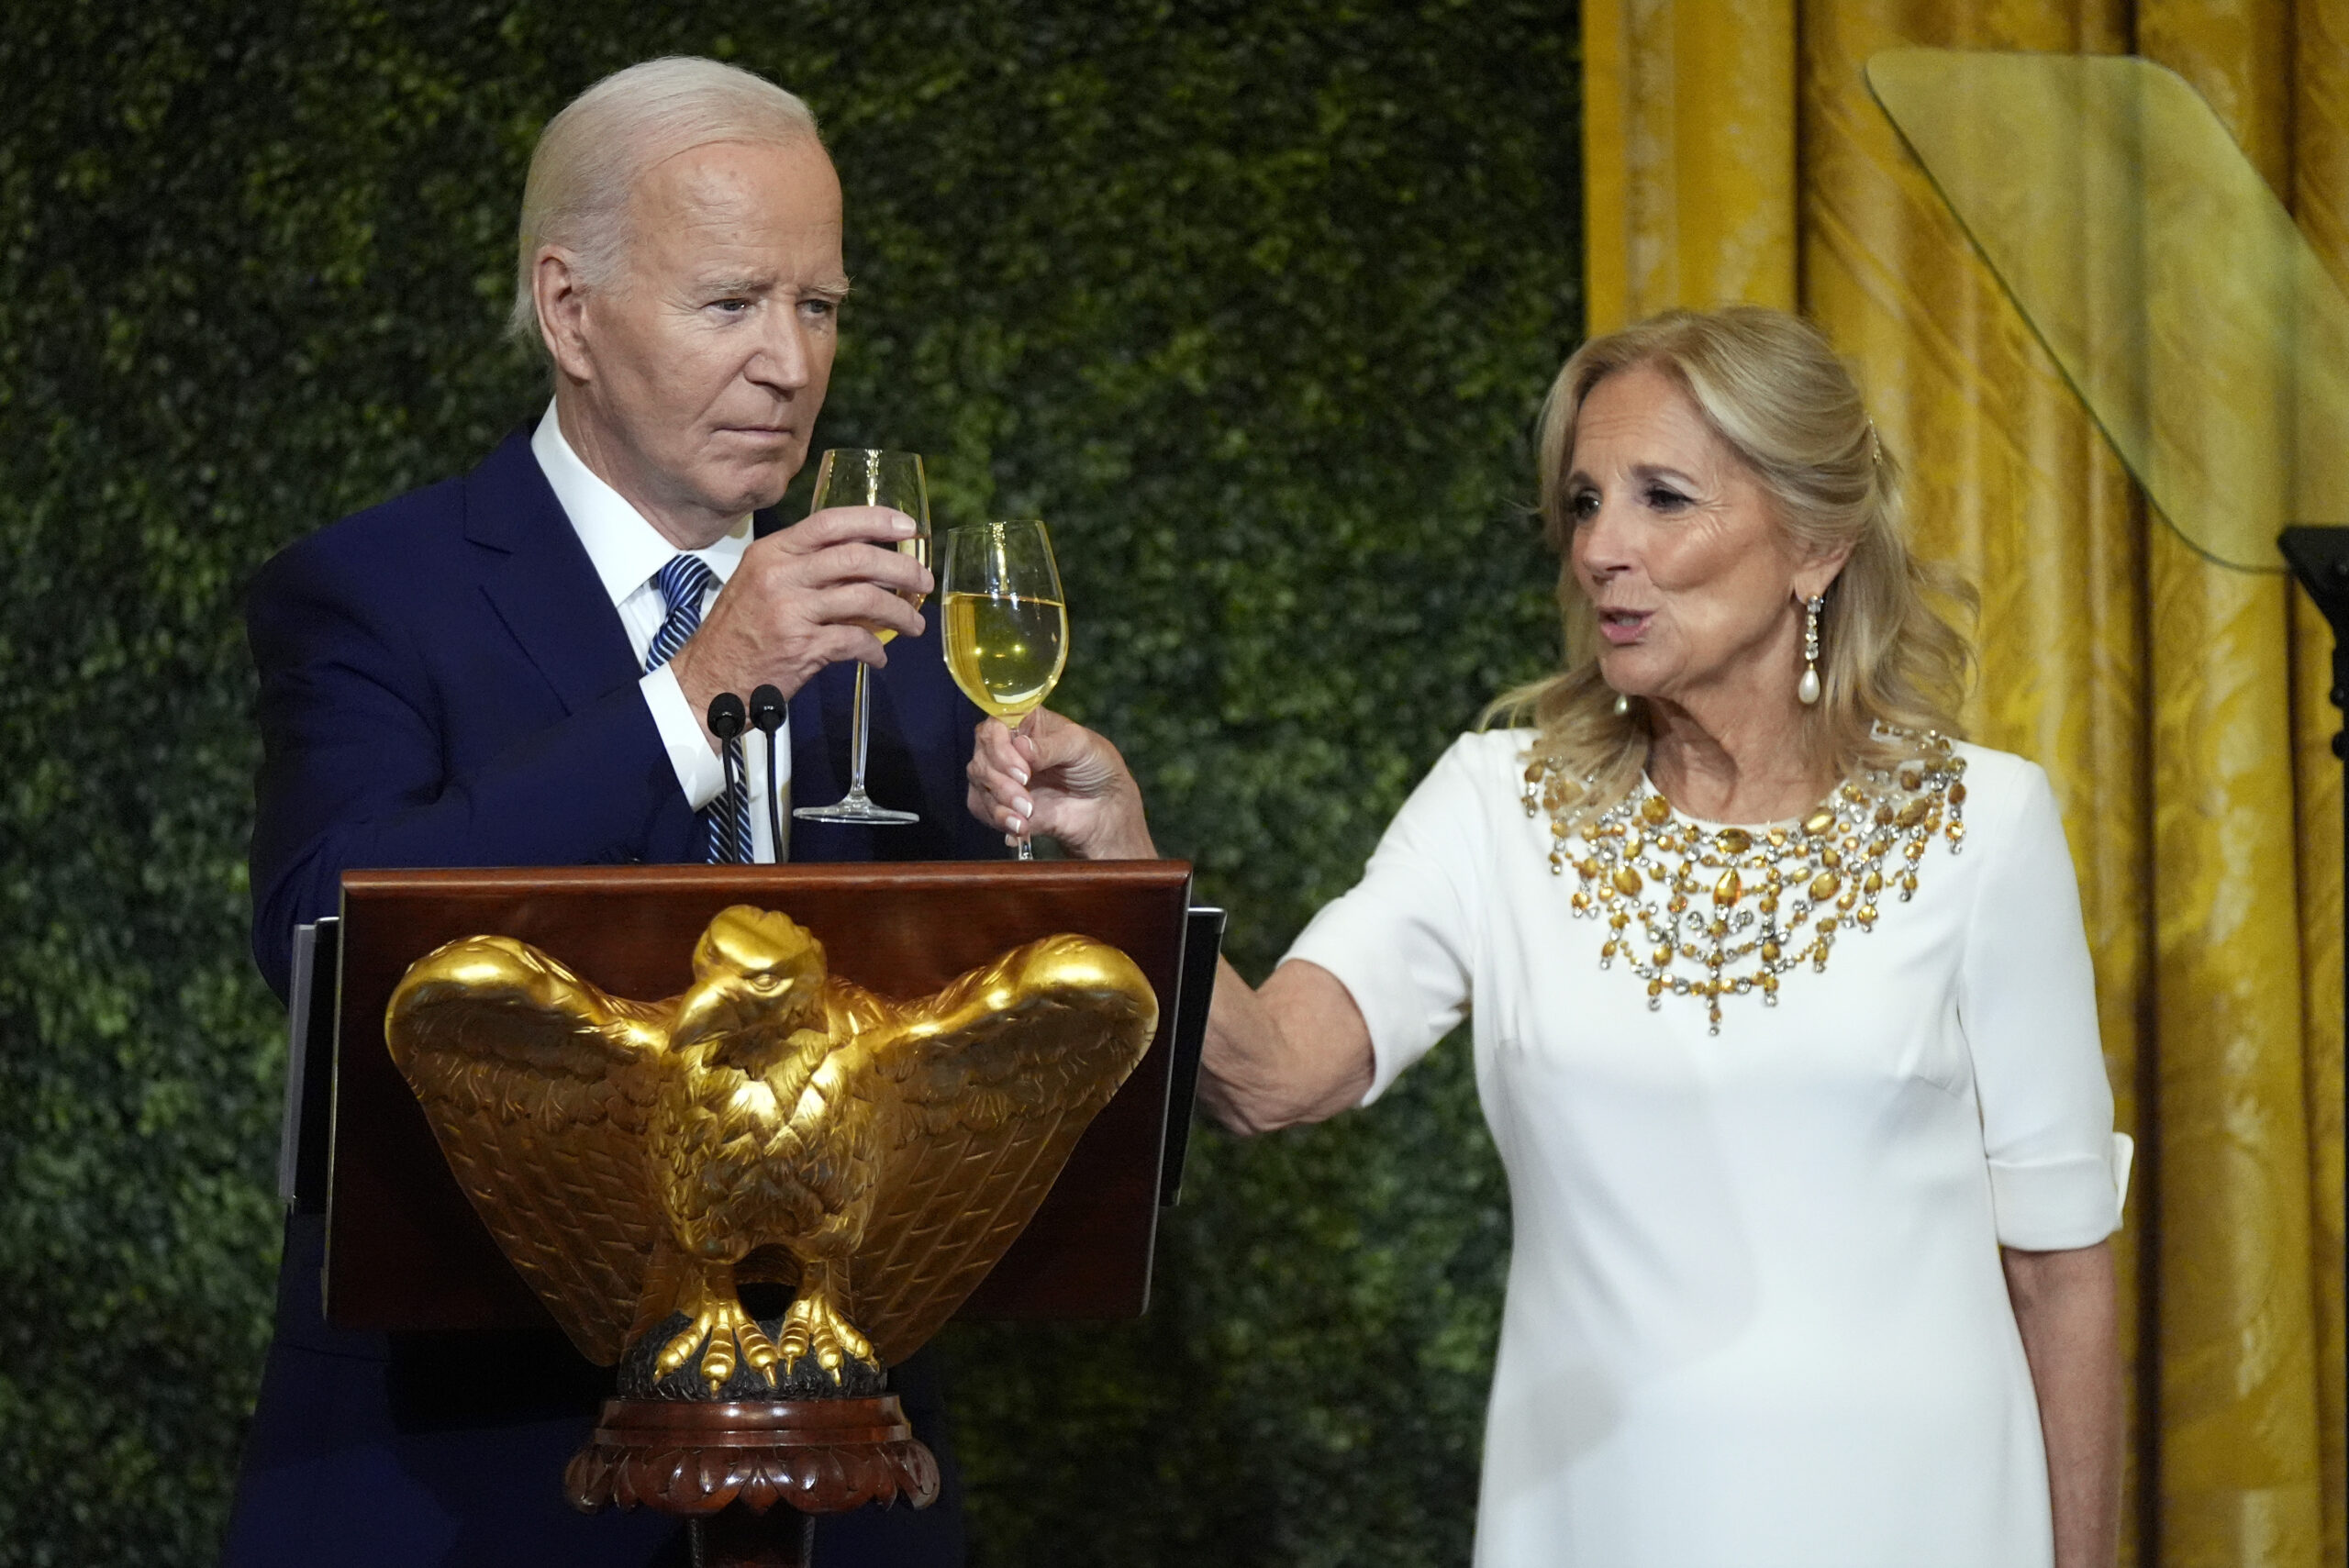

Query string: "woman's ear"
[[1792, 540, 1857, 604]]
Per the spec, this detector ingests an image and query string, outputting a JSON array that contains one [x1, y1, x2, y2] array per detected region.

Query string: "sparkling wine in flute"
[[868, 533, 932, 646], [793, 449, 932, 827], [943, 592, 1068, 718]]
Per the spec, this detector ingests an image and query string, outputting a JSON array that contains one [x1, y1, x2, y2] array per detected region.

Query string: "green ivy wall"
[[0, 3, 1579, 1562]]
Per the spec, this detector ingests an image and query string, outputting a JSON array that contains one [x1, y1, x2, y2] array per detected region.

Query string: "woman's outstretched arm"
[[966, 712, 1375, 1132]]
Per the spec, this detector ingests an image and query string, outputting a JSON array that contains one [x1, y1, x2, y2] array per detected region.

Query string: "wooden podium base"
[[564, 1395, 940, 1568]]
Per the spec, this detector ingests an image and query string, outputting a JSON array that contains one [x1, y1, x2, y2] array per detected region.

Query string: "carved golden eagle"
[[384, 906, 1157, 1392]]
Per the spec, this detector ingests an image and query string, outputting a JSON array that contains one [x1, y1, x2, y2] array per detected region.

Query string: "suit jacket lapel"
[[463, 428, 642, 713]]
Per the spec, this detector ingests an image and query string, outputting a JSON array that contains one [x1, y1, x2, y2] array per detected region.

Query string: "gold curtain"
[[1583, 1, 2346, 1563]]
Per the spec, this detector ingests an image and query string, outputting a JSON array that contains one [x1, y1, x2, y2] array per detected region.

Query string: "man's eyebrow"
[[690, 272, 853, 300]]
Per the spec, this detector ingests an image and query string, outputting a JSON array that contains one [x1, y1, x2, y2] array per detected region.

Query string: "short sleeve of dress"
[[1280, 733, 1498, 1106], [1959, 755, 2129, 1249]]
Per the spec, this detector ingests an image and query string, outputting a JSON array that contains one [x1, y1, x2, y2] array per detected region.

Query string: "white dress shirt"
[[530, 401, 787, 862]]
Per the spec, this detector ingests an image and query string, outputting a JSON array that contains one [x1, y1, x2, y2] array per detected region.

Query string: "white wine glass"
[[793, 449, 931, 826], [941, 520, 1068, 861]]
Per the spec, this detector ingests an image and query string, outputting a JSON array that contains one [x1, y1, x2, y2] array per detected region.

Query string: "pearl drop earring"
[[1798, 595, 1824, 706]]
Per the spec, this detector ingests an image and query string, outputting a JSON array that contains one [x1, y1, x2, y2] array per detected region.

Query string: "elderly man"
[[222, 58, 989, 1567]]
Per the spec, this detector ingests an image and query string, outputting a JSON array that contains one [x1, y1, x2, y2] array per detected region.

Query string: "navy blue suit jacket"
[[228, 428, 993, 1567]]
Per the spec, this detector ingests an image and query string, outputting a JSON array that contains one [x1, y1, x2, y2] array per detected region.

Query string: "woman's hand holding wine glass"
[[965, 707, 1155, 860]]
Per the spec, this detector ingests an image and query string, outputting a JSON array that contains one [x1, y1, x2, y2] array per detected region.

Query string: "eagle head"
[[668, 906, 830, 1064]]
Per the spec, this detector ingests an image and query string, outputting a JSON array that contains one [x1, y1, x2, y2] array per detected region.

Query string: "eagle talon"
[[652, 1287, 781, 1392], [776, 1286, 877, 1380]]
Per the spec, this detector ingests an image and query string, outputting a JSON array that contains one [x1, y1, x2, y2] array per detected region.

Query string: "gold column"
[[1582, 0, 1798, 332]]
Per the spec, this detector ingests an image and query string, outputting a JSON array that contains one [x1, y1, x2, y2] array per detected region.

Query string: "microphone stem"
[[723, 736, 747, 864], [763, 728, 784, 863]]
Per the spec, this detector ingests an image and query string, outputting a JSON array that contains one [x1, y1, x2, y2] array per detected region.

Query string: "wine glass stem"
[[1016, 834, 1033, 862], [847, 662, 874, 799]]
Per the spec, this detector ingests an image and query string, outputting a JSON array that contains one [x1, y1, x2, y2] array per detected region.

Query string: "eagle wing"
[[384, 935, 671, 1364], [841, 935, 1160, 1365]]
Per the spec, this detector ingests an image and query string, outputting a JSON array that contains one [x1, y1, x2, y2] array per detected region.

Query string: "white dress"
[[1283, 731, 2130, 1568]]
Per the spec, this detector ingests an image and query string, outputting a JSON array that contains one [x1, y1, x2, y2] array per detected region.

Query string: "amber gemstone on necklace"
[[1713, 868, 1742, 906], [1714, 828, 1752, 854], [1640, 794, 1672, 825], [1809, 871, 1841, 900], [1613, 866, 1643, 896], [1801, 807, 1836, 836]]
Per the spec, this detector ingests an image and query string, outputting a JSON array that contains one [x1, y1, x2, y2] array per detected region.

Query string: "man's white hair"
[[508, 56, 821, 351]]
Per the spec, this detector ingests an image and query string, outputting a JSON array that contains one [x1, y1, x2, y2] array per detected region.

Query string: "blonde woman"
[[967, 306, 2129, 1568]]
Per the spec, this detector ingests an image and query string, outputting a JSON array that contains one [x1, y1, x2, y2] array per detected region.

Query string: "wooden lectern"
[[301, 860, 1216, 1565]]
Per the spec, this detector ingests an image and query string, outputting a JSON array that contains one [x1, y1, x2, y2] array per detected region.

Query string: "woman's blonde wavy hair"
[[1487, 306, 1976, 819]]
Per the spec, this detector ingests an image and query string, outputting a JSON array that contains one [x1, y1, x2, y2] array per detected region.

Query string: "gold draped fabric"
[[1583, 2, 2346, 1562]]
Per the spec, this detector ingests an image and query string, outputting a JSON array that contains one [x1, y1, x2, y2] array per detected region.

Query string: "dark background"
[[0, 3, 1579, 1562]]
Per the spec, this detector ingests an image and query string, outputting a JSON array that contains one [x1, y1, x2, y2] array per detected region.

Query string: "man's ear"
[[532, 247, 595, 384]]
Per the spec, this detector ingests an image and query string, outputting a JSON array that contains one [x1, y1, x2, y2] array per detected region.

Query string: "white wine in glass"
[[793, 449, 931, 826], [941, 520, 1067, 860]]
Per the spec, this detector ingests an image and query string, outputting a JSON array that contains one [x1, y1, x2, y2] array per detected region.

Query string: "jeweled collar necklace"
[[1520, 734, 1968, 1034]]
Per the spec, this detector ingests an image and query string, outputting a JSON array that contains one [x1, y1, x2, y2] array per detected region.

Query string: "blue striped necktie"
[[643, 554, 753, 863]]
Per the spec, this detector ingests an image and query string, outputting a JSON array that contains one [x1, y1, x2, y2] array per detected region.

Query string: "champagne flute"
[[793, 450, 931, 826], [941, 520, 1068, 861]]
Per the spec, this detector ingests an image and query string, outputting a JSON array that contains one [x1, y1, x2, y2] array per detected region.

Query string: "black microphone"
[[707, 693, 749, 864], [749, 684, 786, 863]]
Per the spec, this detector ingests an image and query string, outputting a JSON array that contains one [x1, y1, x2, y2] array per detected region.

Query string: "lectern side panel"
[[328, 892, 557, 1330], [327, 862, 1192, 1334]]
